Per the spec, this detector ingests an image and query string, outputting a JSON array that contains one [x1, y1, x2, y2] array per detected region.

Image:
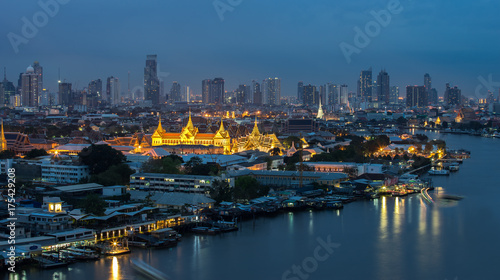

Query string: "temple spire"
[[251, 116, 260, 136], [218, 117, 225, 132], [0, 119, 7, 151], [155, 113, 165, 134]]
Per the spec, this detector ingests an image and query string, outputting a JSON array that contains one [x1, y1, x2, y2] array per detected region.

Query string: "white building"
[[130, 173, 234, 194], [41, 161, 90, 184]]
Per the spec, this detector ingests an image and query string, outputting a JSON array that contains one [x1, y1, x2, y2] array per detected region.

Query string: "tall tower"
[[211, 78, 225, 104], [297, 81, 304, 104], [107, 77, 120, 106], [406, 86, 427, 108], [263, 77, 281, 105], [21, 65, 39, 107], [376, 70, 390, 104], [359, 68, 372, 102], [170, 81, 181, 102], [144, 55, 160, 104], [58, 82, 72, 106], [252, 80, 262, 105], [316, 98, 324, 119], [33, 61, 43, 93], [202, 79, 211, 104]]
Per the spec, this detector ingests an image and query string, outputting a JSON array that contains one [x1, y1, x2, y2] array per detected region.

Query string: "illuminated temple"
[[148, 113, 284, 155]]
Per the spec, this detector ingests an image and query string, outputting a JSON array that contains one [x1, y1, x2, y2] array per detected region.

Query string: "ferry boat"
[[428, 168, 450, 176], [63, 247, 100, 260]]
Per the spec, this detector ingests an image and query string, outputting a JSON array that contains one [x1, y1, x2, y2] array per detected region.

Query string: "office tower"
[[319, 85, 326, 106], [144, 54, 160, 104], [88, 79, 103, 107], [58, 82, 72, 106], [376, 70, 390, 104], [303, 84, 316, 106], [424, 73, 431, 93], [33, 61, 43, 93], [235, 84, 250, 104], [106, 77, 120, 106], [1, 70, 16, 106], [444, 83, 461, 106], [211, 78, 225, 104], [297, 81, 304, 104], [327, 83, 338, 105], [0, 83, 3, 105], [21, 66, 40, 107], [202, 79, 211, 104], [390, 86, 399, 104], [262, 77, 281, 105], [406, 86, 427, 108], [429, 88, 438, 105], [340, 84, 349, 104], [170, 81, 181, 102], [359, 68, 372, 102], [185, 86, 191, 103], [252, 80, 262, 105]]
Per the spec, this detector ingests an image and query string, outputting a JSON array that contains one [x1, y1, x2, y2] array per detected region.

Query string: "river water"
[[5, 131, 500, 280]]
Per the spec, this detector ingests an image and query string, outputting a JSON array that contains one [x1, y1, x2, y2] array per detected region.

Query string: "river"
[[5, 131, 500, 280]]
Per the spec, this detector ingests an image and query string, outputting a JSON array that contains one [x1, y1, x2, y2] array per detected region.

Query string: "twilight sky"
[[1, 0, 499, 99]]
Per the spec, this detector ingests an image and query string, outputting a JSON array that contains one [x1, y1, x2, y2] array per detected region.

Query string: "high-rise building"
[[88, 79, 102, 107], [263, 77, 281, 105], [424, 73, 432, 105], [390, 86, 399, 104], [144, 55, 160, 104], [170, 81, 182, 102], [303, 84, 316, 106], [107, 77, 120, 106], [202, 79, 211, 104], [340, 84, 349, 105], [429, 88, 438, 105], [211, 78, 225, 104], [297, 81, 304, 104], [235, 84, 250, 104], [0, 84, 3, 106], [406, 86, 427, 108], [58, 82, 72, 106], [21, 66, 39, 107], [376, 70, 390, 104], [33, 61, 43, 93], [327, 83, 338, 105], [359, 68, 372, 102], [252, 80, 262, 105], [444, 83, 461, 106], [1, 70, 16, 106], [319, 85, 326, 106]]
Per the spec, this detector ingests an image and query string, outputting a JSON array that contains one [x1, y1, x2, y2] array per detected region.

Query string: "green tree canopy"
[[209, 179, 233, 205], [233, 176, 269, 201], [79, 144, 126, 174], [92, 163, 134, 186], [25, 149, 48, 159], [79, 193, 107, 216], [0, 150, 16, 159], [141, 156, 183, 174]]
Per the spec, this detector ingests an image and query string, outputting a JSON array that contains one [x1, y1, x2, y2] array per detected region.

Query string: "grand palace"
[[107, 113, 284, 155]]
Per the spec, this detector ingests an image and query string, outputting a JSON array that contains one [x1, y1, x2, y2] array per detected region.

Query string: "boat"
[[102, 246, 131, 256], [130, 258, 169, 280], [191, 226, 220, 235], [64, 247, 100, 260], [428, 168, 450, 176], [448, 165, 459, 172], [437, 194, 464, 200]]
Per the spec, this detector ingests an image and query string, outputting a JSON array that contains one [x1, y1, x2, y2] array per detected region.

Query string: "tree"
[[283, 136, 302, 149], [25, 149, 48, 159], [79, 193, 106, 216], [190, 163, 219, 176], [141, 156, 182, 174], [208, 179, 233, 205], [92, 163, 134, 186], [233, 176, 269, 201], [79, 144, 126, 175], [0, 150, 16, 159], [424, 144, 433, 154], [269, 147, 281, 156]]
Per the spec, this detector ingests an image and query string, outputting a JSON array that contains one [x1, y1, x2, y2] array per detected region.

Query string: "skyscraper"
[[211, 78, 225, 104], [340, 84, 349, 105], [202, 79, 211, 104], [252, 80, 262, 105], [21, 66, 39, 107], [88, 79, 103, 107], [0, 83, 4, 105], [33, 61, 43, 93], [235, 84, 250, 104], [390, 86, 399, 104], [303, 84, 316, 106], [424, 73, 432, 105], [327, 83, 338, 105], [376, 70, 390, 104], [444, 83, 461, 106], [429, 88, 438, 105], [107, 77, 120, 106], [319, 85, 326, 106], [359, 68, 372, 102], [58, 82, 72, 106], [406, 86, 427, 108], [297, 81, 304, 104], [144, 55, 160, 104], [170, 81, 182, 102], [263, 77, 281, 105], [1, 70, 16, 106]]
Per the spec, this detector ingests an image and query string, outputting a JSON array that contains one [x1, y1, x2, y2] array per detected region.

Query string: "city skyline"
[[1, 0, 499, 99]]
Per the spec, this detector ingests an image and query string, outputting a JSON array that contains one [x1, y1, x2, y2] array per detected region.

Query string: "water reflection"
[[111, 257, 120, 280]]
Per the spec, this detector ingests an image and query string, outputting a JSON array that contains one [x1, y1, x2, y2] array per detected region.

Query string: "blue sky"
[[1, 0, 499, 99]]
